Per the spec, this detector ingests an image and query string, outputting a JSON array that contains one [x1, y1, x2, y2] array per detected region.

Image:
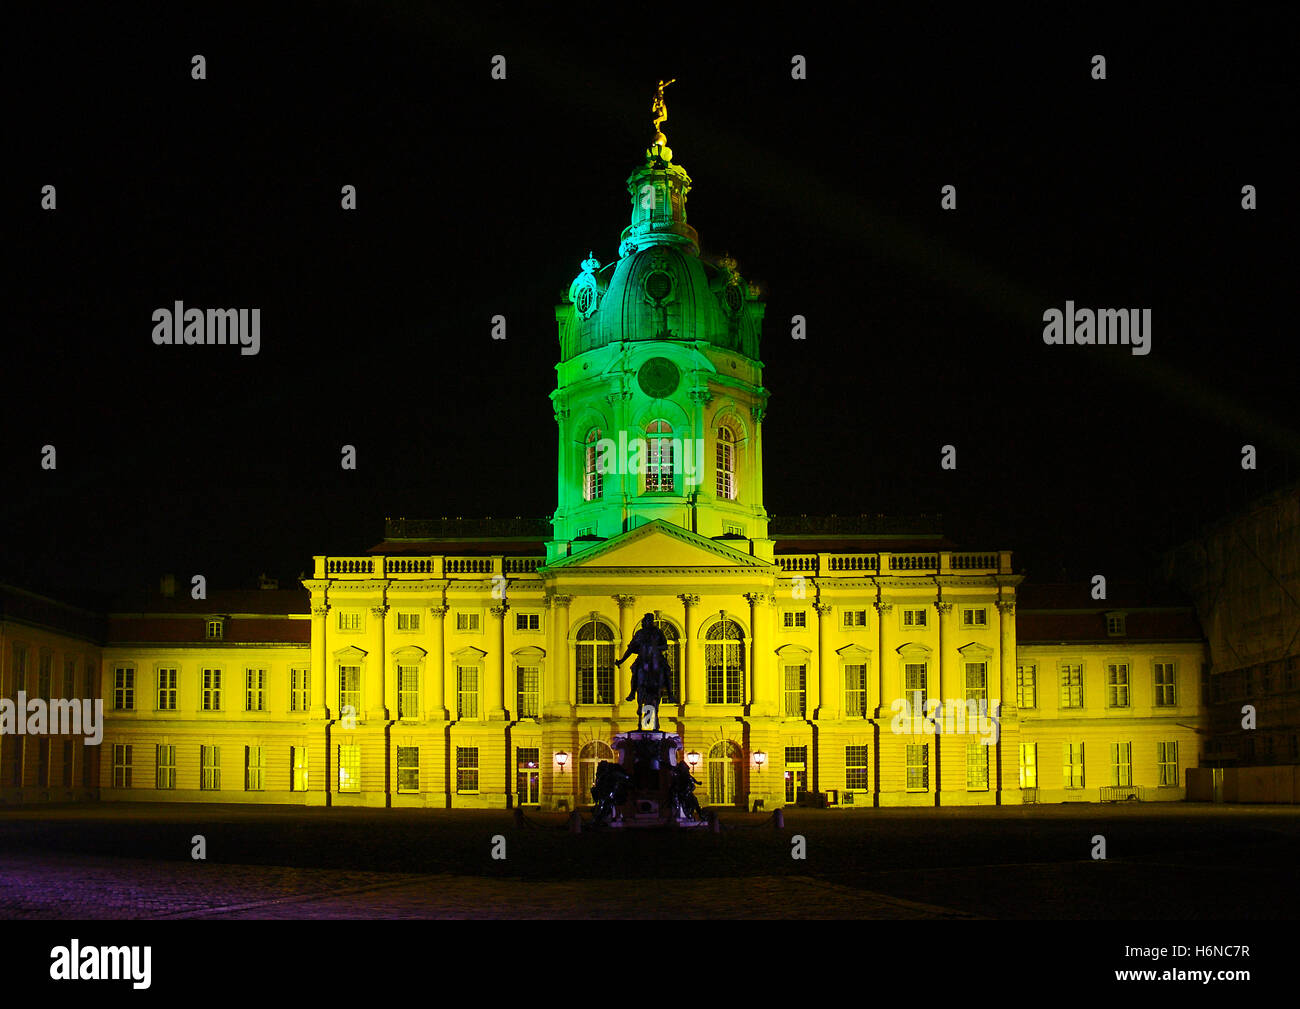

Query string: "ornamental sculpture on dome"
[[651, 78, 675, 146]]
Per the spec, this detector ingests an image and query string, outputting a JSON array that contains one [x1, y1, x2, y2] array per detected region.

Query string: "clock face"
[[637, 357, 680, 399]]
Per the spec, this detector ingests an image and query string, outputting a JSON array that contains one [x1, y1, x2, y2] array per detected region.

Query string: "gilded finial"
[[651, 78, 676, 145]]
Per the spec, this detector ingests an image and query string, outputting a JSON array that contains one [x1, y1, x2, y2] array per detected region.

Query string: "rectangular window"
[[201, 668, 222, 711], [11, 644, 27, 699], [1155, 662, 1176, 706], [961, 607, 987, 628], [156, 744, 176, 789], [63, 658, 77, 700], [783, 663, 807, 717], [515, 612, 540, 631], [517, 665, 540, 718], [37, 653, 52, 701], [200, 745, 221, 790], [206, 619, 224, 640], [842, 609, 867, 628], [1059, 662, 1083, 709], [843, 663, 867, 716], [245, 668, 266, 711], [113, 744, 132, 788], [337, 611, 362, 632], [396, 611, 421, 631], [1157, 741, 1179, 787], [62, 740, 74, 787], [903, 663, 927, 715], [1019, 743, 1038, 789], [37, 739, 50, 786], [457, 666, 479, 719], [398, 665, 420, 719], [397, 746, 420, 793], [1110, 742, 1132, 787], [1107, 663, 1130, 707], [113, 667, 135, 710], [456, 746, 479, 792], [906, 744, 929, 791], [456, 611, 481, 632], [1016, 664, 1037, 709], [337, 744, 360, 792], [1064, 742, 1085, 789], [964, 662, 987, 707], [845, 745, 869, 790], [157, 668, 178, 710], [901, 608, 928, 629], [1106, 614, 1126, 636], [245, 746, 264, 791], [339, 665, 361, 717], [289, 667, 310, 712], [290, 746, 309, 791], [966, 743, 989, 791], [782, 610, 807, 629]]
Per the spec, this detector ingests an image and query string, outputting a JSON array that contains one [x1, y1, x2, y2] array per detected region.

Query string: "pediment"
[[545, 519, 769, 571]]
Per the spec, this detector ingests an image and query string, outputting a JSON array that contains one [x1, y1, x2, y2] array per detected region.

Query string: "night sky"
[[6, 4, 1294, 602]]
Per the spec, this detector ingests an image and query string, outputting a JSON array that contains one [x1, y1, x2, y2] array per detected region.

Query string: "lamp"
[[686, 750, 701, 770], [555, 750, 569, 772], [753, 750, 767, 770]]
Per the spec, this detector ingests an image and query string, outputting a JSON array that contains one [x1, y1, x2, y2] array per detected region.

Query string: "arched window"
[[705, 617, 745, 704], [644, 419, 675, 492], [579, 740, 615, 799], [706, 740, 742, 807], [584, 428, 603, 501], [716, 425, 737, 500], [575, 618, 616, 704]]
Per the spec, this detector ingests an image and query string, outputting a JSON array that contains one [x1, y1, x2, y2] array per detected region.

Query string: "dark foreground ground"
[[1, 802, 1296, 918]]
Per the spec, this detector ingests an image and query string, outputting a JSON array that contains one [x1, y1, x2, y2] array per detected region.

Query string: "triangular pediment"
[[544, 520, 769, 571]]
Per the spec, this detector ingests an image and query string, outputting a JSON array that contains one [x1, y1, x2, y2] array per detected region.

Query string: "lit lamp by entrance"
[[686, 750, 701, 771], [555, 750, 569, 773], [753, 750, 767, 771]]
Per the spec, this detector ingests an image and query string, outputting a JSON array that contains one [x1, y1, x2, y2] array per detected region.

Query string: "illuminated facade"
[[2, 118, 1209, 810]]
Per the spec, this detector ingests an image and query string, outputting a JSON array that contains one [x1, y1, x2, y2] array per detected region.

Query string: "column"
[[427, 605, 448, 719], [679, 594, 701, 711], [874, 600, 894, 717], [815, 601, 838, 720], [487, 604, 508, 720], [745, 592, 773, 715], [935, 601, 953, 705], [547, 594, 573, 715], [367, 604, 388, 721], [935, 600, 953, 801], [614, 595, 637, 717], [996, 600, 1017, 715], [311, 603, 329, 719]]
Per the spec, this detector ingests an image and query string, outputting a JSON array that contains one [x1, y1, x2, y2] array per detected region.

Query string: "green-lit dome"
[[559, 145, 764, 362]]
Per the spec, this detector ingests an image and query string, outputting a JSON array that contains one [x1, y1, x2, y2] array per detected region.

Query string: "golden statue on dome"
[[651, 78, 676, 145]]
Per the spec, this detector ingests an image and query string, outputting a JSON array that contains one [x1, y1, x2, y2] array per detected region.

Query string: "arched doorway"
[[706, 740, 742, 807]]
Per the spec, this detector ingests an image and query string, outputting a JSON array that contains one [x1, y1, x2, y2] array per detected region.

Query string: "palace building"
[[1, 104, 1210, 811]]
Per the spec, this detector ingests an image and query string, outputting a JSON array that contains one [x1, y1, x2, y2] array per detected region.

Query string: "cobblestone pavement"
[[0, 852, 976, 919]]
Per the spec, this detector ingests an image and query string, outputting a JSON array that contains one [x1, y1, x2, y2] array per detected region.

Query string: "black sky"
[[5, 3, 1295, 601]]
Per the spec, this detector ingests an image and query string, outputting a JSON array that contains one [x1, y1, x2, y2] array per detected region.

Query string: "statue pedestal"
[[609, 730, 707, 829]]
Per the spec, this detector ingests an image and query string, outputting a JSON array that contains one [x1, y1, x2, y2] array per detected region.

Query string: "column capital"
[[311, 604, 330, 617], [678, 593, 701, 608], [996, 600, 1016, 615], [613, 594, 638, 610], [429, 605, 449, 618], [934, 601, 953, 616], [370, 604, 389, 618], [874, 600, 893, 615], [489, 603, 509, 619], [549, 593, 575, 608], [743, 591, 771, 607], [813, 602, 834, 616]]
